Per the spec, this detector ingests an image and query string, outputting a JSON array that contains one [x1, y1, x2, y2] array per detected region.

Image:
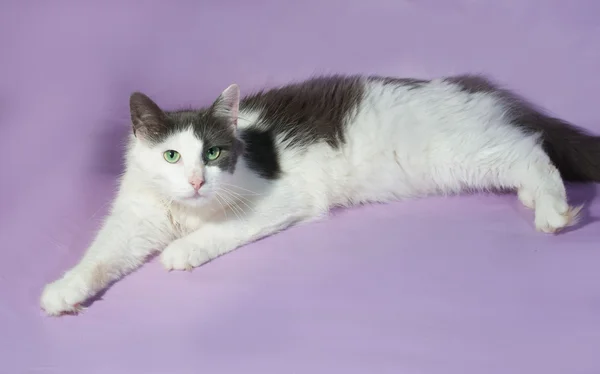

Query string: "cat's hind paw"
[[534, 201, 582, 234]]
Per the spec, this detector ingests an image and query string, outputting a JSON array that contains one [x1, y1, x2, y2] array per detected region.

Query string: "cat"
[[40, 74, 600, 316]]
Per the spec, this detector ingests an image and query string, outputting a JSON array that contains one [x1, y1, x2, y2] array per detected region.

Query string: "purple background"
[[1, 1, 599, 373]]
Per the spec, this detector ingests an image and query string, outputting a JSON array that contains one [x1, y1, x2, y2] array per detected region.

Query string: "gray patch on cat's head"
[[169, 109, 243, 173], [129, 91, 243, 174]]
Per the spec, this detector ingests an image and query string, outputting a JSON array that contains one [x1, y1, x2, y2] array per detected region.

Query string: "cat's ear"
[[129, 92, 168, 142], [211, 84, 240, 130]]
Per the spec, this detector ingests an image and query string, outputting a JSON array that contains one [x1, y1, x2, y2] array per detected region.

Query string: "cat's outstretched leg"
[[513, 147, 581, 233], [160, 187, 319, 271], [40, 183, 173, 316]]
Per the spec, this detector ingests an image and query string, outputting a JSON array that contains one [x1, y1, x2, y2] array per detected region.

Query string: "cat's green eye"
[[163, 150, 181, 163], [205, 146, 221, 161]]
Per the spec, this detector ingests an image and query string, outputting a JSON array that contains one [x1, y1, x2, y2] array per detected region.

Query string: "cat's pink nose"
[[189, 176, 204, 191]]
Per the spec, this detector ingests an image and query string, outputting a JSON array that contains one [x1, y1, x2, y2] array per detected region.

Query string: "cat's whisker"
[[218, 186, 255, 203], [231, 205, 247, 222], [217, 182, 262, 196], [217, 190, 252, 222], [213, 192, 229, 220], [219, 188, 257, 215], [215, 190, 238, 214], [223, 196, 245, 222], [221, 190, 257, 211]]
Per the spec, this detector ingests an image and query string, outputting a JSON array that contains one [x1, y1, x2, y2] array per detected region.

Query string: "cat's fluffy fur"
[[41, 74, 600, 316]]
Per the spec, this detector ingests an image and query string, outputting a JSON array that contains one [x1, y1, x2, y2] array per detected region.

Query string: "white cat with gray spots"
[[41, 74, 600, 316]]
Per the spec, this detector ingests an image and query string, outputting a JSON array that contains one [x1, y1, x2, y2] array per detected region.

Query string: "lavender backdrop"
[[1, 1, 599, 373]]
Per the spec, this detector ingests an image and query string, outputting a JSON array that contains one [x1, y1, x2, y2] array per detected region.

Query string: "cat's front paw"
[[40, 275, 90, 316], [160, 239, 211, 271]]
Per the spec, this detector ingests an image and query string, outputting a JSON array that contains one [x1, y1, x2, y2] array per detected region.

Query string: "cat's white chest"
[[167, 203, 206, 237]]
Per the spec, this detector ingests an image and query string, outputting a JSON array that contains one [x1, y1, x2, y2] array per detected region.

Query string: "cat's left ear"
[[129, 92, 168, 143], [211, 84, 240, 130]]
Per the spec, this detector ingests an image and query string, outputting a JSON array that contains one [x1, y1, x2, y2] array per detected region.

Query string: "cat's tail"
[[453, 74, 600, 183], [513, 107, 600, 182]]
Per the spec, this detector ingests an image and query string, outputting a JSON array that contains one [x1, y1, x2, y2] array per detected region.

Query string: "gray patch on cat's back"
[[369, 76, 429, 90], [240, 75, 365, 149], [445, 74, 498, 94], [239, 128, 281, 179]]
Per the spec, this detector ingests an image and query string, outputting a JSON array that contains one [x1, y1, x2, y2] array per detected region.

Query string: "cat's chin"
[[178, 193, 211, 207]]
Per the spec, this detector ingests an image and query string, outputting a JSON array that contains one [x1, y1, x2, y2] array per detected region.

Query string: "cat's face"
[[129, 85, 243, 207]]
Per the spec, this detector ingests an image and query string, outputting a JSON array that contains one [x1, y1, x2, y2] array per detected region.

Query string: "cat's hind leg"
[[517, 187, 535, 209], [512, 145, 582, 233]]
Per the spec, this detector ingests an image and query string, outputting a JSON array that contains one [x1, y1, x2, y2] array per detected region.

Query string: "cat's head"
[[128, 85, 243, 207]]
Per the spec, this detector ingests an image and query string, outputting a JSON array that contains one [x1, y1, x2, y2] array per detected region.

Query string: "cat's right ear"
[[129, 92, 168, 143], [211, 84, 240, 131]]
